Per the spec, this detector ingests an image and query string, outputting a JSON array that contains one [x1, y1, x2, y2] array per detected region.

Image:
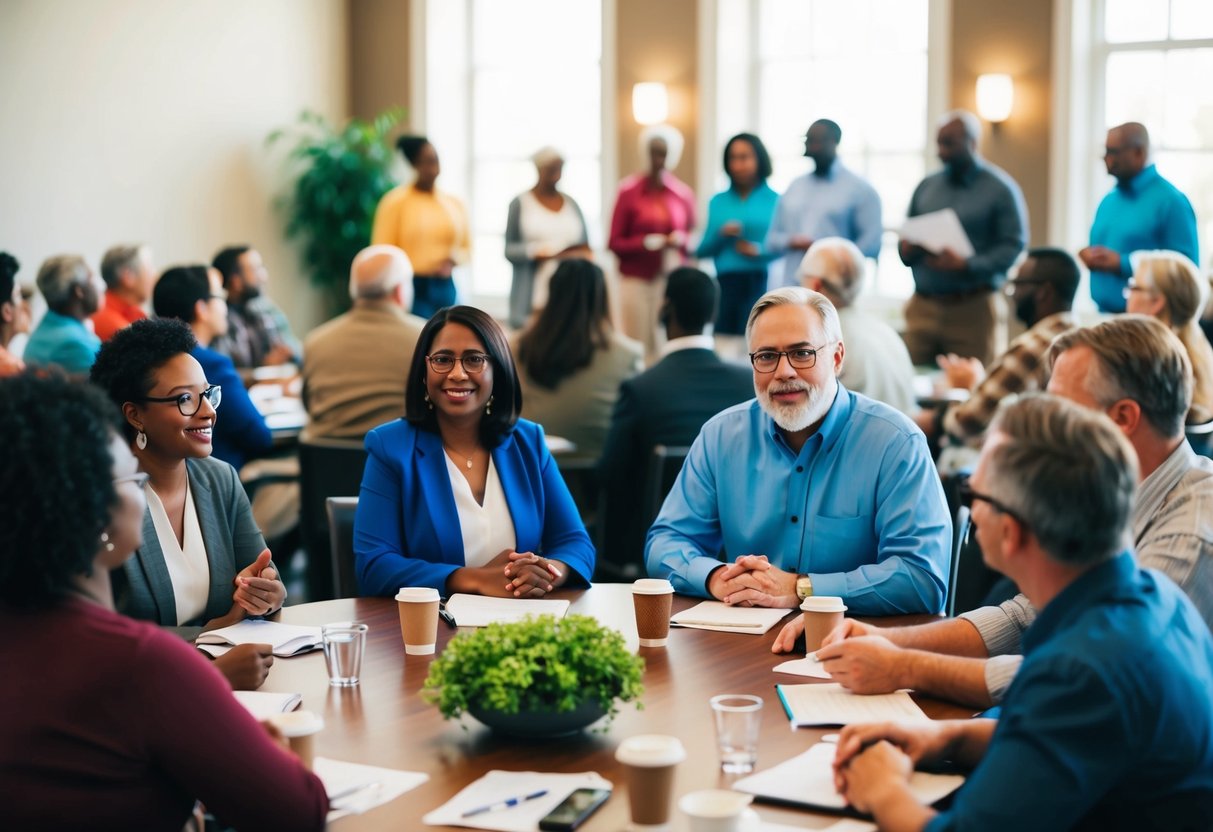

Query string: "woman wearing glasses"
[[355, 305, 595, 597], [91, 318, 284, 690]]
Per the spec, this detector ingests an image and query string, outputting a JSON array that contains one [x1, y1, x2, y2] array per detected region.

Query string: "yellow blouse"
[[371, 184, 470, 275]]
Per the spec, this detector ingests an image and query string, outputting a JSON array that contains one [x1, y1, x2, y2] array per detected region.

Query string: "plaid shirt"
[[213, 296, 300, 369]]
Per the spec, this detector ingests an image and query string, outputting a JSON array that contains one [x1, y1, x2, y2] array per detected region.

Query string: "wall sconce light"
[[632, 82, 669, 125], [976, 73, 1013, 123]]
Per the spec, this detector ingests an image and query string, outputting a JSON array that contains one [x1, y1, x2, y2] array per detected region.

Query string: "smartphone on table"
[[537, 787, 611, 831]]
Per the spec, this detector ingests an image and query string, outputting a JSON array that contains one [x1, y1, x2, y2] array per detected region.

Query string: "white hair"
[[745, 286, 843, 348], [797, 237, 866, 307], [638, 124, 684, 170], [531, 146, 564, 168], [939, 109, 982, 142], [349, 245, 413, 303]]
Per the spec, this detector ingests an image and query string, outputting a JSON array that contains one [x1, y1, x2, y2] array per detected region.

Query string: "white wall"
[[0, 0, 349, 332]]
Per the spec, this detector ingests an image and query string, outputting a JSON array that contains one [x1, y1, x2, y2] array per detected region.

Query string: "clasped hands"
[[708, 554, 799, 608], [454, 549, 568, 598]]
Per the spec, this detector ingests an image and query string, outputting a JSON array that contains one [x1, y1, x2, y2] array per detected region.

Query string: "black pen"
[[438, 601, 457, 629]]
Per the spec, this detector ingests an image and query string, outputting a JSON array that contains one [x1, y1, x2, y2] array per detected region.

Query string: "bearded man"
[[645, 287, 951, 614]]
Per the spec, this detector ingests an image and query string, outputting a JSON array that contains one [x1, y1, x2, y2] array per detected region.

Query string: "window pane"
[[472, 0, 601, 67], [1170, 0, 1213, 40], [471, 233, 510, 297], [1154, 150, 1213, 266], [1104, 0, 1168, 43], [870, 0, 928, 52], [472, 65, 600, 159], [1163, 48, 1213, 149], [759, 0, 812, 60], [1104, 51, 1166, 131]]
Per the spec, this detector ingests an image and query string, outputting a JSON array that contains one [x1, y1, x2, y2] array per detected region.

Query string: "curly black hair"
[[90, 318, 198, 442], [0, 373, 124, 608], [0, 251, 18, 304]]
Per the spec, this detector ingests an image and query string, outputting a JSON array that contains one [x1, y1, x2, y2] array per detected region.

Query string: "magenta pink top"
[[608, 171, 697, 280]]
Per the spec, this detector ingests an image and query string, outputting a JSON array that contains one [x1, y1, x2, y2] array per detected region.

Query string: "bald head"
[[349, 245, 413, 306], [1105, 123, 1150, 183]]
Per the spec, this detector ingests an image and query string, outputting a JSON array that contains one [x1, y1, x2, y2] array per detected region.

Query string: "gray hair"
[[36, 255, 92, 312], [1132, 249, 1207, 329], [797, 237, 866, 307], [986, 393, 1137, 567], [745, 286, 843, 348], [349, 245, 413, 301], [639, 124, 684, 170], [531, 146, 564, 168], [939, 109, 982, 142], [99, 244, 146, 289]]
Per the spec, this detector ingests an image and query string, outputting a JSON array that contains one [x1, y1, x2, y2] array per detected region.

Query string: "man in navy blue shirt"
[[834, 393, 1213, 831]]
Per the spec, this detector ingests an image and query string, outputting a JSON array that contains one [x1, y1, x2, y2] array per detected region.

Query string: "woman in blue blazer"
[[355, 305, 594, 596]]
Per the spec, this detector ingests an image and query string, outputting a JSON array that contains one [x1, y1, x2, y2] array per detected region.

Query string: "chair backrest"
[[644, 445, 692, 530], [1185, 418, 1213, 458], [299, 438, 368, 601], [946, 504, 970, 618], [325, 496, 360, 599]]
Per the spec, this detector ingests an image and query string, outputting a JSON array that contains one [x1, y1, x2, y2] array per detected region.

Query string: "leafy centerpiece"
[[422, 614, 644, 736]]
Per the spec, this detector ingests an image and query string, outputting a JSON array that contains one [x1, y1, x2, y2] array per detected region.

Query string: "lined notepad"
[[776, 683, 929, 727], [444, 594, 570, 628], [669, 601, 790, 635], [196, 620, 323, 657]]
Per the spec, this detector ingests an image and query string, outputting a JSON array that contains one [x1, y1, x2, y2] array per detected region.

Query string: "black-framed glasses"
[[426, 353, 490, 374], [958, 482, 1026, 526], [114, 472, 150, 490], [141, 385, 222, 417], [749, 346, 825, 374]]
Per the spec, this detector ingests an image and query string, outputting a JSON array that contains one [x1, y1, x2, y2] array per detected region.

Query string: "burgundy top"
[[0, 597, 329, 831], [608, 170, 697, 280]]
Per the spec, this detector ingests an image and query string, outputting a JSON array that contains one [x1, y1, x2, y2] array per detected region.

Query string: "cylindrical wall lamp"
[[976, 73, 1014, 123], [632, 82, 669, 125]]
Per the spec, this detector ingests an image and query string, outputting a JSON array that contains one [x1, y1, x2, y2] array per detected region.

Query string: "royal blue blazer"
[[354, 418, 595, 595]]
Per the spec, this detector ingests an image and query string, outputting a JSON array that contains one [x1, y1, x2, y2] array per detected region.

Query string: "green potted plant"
[[422, 614, 645, 737], [266, 107, 404, 315]]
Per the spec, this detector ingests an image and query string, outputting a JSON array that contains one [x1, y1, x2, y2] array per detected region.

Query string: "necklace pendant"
[[466, 458, 473, 469]]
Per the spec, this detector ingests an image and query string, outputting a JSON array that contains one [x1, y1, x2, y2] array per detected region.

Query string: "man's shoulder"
[[975, 160, 1024, 196], [846, 390, 921, 441]]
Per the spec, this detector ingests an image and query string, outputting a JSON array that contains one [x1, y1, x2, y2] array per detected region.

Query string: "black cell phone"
[[537, 787, 611, 831]]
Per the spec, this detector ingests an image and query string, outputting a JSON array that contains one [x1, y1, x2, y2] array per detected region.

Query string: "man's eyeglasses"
[[426, 353, 490, 374], [958, 482, 1026, 526], [113, 472, 150, 490], [749, 346, 825, 374], [141, 385, 222, 417]]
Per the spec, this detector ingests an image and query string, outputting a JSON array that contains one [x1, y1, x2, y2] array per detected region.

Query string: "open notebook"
[[196, 620, 324, 657], [669, 601, 789, 635], [444, 594, 570, 628], [776, 683, 930, 727]]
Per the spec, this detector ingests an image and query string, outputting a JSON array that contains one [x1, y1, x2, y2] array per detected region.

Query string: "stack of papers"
[[776, 683, 929, 727], [733, 743, 964, 812], [314, 757, 429, 820], [196, 619, 324, 657], [232, 689, 302, 720], [670, 601, 789, 635], [444, 594, 570, 628], [898, 208, 975, 258], [423, 770, 611, 831], [772, 656, 832, 679]]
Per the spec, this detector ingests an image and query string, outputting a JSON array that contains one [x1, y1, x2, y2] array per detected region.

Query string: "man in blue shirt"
[[24, 254, 103, 376], [1080, 122, 1200, 313], [834, 394, 1213, 831], [644, 287, 950, 616], [765, 119, 883, 288]]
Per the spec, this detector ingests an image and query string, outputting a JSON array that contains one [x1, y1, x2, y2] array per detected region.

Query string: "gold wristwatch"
[[795, 574, 814, 601]]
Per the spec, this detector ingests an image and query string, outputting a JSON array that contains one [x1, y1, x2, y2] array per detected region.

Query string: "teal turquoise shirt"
[[695, 182, 780, 275], [24, 310, 101, 374]]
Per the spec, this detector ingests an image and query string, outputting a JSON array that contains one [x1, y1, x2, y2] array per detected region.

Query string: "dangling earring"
[[136, 431, 147, 450], [485, 395, 494, 416], [100, 532, 115, 553], [424, 391, 433, 411]]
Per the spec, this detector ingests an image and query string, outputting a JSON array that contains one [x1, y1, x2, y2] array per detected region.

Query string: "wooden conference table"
[[268, 586, 974, 830]]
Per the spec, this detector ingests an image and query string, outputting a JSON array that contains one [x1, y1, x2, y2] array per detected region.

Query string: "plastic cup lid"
[[615, 734, 686, 766], [396, 587, 440, 603], [269, 709, 324, 737], [801, 596, 847, 613], [632, 578, 675, 595]]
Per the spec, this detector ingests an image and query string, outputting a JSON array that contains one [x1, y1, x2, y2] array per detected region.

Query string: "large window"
[[421, 0, 606, 308], [713, 0, 947, 301]]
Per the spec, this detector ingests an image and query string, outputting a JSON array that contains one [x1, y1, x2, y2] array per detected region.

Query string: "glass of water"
[[709, 694, 763, 773], [322, 622, 368, 687]]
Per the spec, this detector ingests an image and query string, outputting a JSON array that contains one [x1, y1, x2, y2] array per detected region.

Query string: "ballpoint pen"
[[461, 788, 549, 817], [438, 600, 457, 629]]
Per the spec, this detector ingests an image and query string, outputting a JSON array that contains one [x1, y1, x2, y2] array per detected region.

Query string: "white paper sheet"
[[899, 208, 975, 258], [444, 594, 570, 628], [315, 757, 429, 821], [195, 619, 323, 657], [231, 690, 302, 720], [776, 683, 929, 727], [423, 770, 612, 831], [669, 601, 790, 635], [772, 656, 832, 680]]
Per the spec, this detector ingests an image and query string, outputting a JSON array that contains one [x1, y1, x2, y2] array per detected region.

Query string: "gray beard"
[[756, 379, 834, 433]]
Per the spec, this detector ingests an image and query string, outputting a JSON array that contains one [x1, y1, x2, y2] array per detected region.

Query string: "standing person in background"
[[0, 253, 31, 376], [24, 254, 103, 376], [609, 124, 696, 359], [1081, 122, 1199, 313], [504, 146, 592, 328], [90, 244, 156, 342], [696, 133, 779, 348], [210, 245, 301, 368], [372, 135, 471, 319]]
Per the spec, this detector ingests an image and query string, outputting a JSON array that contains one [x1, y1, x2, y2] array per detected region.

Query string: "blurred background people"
[[24, 254, 102, 376], [91, 243, 155, 342], [0, 252, 31, 376], [211, 245, 301, 368]]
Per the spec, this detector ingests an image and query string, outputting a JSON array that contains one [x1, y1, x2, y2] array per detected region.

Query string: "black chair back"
[[947, 505, 970, 618], [644, 445, 692, 531], [1185, 418, 1213, 458], [299, 438, 368, 601], [325, 496, 360, 599]]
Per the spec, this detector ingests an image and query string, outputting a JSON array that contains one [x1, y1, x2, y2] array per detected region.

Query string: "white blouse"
[[145, 478, 211, 625], [445, 454, 517, 568], [519, 190, 586, 309]]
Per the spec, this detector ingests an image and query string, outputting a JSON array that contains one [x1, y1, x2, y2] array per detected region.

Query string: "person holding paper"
[[0, 374, 328, 831], [645, 287, 950, 615], [354, 305, 595, 597], [832, 393, 1213, 831], [899, 110, 1027, 368], [91, 318, 284, 690]]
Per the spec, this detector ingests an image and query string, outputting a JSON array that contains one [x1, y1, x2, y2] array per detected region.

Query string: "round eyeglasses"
[[141, 385, 222, 417], [749, 346, 824, 374], [426, 353, 490, 374]]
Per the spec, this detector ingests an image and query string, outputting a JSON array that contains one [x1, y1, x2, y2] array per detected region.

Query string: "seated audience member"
[[833, 394, 1213, 831], [514, 258, 643, 456], [646, 287, 950, 614], [90, 243, 155, 342], [153, 265, 273, 469], [1126, 249, 1213, 420], [24, 254, 102, 375], [0, 252, 31, 376], [504, 146, 592, 327], [917, 247, 1079, 446], [90, 319, 284, 690], [210, 245, 301, 368], [775, 316, 1213, 707], [355, 306, 595, 596], [302, 245, 426, 440], [599, 267, 754, 571], [799, 237, 916, 414], [0, 374, 327, 831]]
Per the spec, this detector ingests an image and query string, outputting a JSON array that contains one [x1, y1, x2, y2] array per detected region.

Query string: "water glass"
[[322, 622, 368, 687], [709, 694, 763, 773]]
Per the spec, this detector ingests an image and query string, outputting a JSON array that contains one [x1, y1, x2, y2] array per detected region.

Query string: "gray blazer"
[[504, 192, 590, 329], [112, 456, 268, 641]]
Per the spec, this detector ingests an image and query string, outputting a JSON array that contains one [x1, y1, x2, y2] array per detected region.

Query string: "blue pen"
[[461, 788, 549, 817]]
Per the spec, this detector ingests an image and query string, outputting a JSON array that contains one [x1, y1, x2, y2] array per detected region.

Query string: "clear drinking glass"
[[709, 694, 763, 774], [322, 622, 368, 687]]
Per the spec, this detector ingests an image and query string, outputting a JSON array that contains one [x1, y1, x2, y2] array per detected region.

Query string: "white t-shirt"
[[519, 191, 585, 310], [445, 454, 518, 568], [145, 478, 211, 625]]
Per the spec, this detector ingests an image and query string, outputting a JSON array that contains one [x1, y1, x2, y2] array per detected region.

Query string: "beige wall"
[[950, 0, 1054, 246], [0, 0, 349, 333], [349, 0, 411, 125]]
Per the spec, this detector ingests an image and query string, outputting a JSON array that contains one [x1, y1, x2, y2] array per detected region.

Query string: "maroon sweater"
[[0, 597, 329, 831]]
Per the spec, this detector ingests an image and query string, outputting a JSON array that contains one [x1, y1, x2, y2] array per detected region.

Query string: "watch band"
[[796, 574, 814, 601]]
